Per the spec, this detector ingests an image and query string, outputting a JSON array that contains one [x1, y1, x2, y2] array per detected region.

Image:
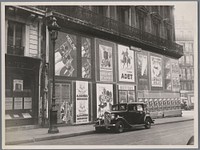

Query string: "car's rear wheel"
[[144, 118, 151, 129], [115, 121, 124, 133]]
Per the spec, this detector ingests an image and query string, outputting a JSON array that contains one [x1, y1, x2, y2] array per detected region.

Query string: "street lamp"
[[46, 11, 61, 134]]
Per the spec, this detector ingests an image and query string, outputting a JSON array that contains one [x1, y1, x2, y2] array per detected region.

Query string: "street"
[[26, 120, 193, 145]]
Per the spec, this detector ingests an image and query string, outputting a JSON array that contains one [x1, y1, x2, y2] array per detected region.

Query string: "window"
[[152, 21, 160, 36], [138, 15, 145, 30], [7, 20, 25, 55], [137, 105, 143, 111], [186, 69, 191, 80], [117, 6, 130, 25]]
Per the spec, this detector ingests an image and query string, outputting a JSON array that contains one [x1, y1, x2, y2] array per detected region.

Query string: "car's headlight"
[[111, 114, 115, 119]]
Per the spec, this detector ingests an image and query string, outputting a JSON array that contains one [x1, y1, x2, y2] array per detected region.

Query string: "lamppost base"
[[48, 126, 59, 134], [48, 109, 59, 134]]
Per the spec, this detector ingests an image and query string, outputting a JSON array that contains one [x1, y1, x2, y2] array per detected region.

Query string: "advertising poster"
[[137, 53, 149, 90], [14, 97, 23, 110], [81, 37, 91, 79], [13, 79, 23, 91], [164, 57, 172, 90], [171, 60, 180, 92], [24, 97, 32, 109], [5, 97, 13, 110], [99, 44, 113, 81], [76, 81, 89, 124], [151, 55, 163, 87], [119, 91, 127, 103], [118, 45, 135, 82], [55, 32, 77, 77], [96, 84, 113, 118]]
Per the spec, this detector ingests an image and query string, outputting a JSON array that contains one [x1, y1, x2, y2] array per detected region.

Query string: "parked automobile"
[[94, 102, 154, 133]]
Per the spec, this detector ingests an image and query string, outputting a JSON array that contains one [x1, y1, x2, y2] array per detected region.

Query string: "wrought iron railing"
[[30, 6, 183, 55]]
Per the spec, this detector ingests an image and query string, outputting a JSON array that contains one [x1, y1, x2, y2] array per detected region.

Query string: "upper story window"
[[152, 21, 160, 37], [7, 20, 25, 55], [117, 6, 130, 25]]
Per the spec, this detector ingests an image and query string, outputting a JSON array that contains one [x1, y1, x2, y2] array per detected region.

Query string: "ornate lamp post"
[[46, 11, 61, 134]]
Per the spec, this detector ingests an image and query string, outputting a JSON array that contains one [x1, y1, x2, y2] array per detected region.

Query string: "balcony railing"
[[31, 6, 183, 56], [7, 45, 24, 56]]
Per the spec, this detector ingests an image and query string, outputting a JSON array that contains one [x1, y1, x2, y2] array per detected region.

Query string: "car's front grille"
[[104, 113, 111, 125]]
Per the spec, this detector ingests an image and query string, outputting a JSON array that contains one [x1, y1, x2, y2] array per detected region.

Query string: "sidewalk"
[[5, 110, 194, 145]]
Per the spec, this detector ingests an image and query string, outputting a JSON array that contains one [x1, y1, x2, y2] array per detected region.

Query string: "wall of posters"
[[55, 32, 77, 77], [137, 52, 149, 90], [76, 81, 89, 124], [118, 45, 135, 82], [118, 84, 135, 103], [99, 44, 113, 81], [96, 84, 113, 118], [150, 55, 163, 87]]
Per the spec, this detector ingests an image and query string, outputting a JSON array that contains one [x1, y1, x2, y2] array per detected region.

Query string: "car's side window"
[[129, 105, 137, 111], [137, 105, 143, 111]]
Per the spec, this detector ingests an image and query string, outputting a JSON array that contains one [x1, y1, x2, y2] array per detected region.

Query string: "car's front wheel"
[[115, 121, 124, 133], [144, 118, 151, 129]]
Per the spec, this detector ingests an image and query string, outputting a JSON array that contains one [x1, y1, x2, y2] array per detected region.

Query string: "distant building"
[[4, 5, 183, 127], [175, 17, 194, 109]]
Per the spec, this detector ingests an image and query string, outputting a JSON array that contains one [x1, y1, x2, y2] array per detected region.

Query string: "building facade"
[[4, 5, 183, 127], [175, 17, 194, 109]]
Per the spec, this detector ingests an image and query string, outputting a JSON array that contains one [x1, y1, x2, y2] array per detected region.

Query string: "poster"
[[171, 59, 180, 91], [14, 97, 23, 110], [119, 91, 127, 103], [13, 79, 23, 91], [164, 57, 172, 90], [24, 97, 32, 109], [76, 81, 89, 124], [137, 53, 149, 90], [81, 37, 91, 79], [118, 45, 135, 82], [151, 55, 163, 87], [99, 44, 113, 81], [55, 32, 77, 77], [5, 97, 13, 110], [96, 84, 113, 118]]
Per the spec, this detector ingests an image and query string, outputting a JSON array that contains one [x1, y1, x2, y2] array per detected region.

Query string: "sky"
[[173, 2, 197, 22]]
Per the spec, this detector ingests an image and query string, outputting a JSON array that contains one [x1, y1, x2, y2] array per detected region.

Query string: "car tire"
[[145, 118, 151, 129], [115, 121, 124, 133]]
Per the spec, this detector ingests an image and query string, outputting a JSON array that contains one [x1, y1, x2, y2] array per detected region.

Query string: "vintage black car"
[[94, 102, 154, 133]]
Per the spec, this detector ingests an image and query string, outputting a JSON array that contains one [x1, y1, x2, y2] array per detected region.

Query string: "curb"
[[6, 131, 95, 145], [6, 118, 193, 145]]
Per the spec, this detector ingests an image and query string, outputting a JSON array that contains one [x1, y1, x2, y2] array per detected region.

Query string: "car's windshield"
[[112, 104, 127, 111]]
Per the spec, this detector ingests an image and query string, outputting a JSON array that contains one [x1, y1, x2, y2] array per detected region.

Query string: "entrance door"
[[54, 83, 73, 125]]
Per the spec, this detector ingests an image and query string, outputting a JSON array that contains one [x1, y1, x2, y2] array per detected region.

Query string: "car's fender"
[[144, 115, 154, 123], [114, 116, 132, 128]]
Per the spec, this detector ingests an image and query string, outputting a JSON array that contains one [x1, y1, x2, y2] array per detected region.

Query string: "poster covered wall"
[[150, 55, 163, 87], [76, 81, 89, 124], [96, 84, 113, 118], [118, 45, 135, 82], [171, 59, 180, 92], [137, 52, 149, 90]]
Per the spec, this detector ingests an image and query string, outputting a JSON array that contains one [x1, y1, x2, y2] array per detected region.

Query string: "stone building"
[[4, 5, 183, 127]]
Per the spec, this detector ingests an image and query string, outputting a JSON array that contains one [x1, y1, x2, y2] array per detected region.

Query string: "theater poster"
[[96, 84, 113, 118], [150, 55, 163, 87], [55, 32, 77, 77], [76, 81, 89, 124], [99, 44, 113, 81], [137, 52, 149, 90], [118, 45, 135, 82]]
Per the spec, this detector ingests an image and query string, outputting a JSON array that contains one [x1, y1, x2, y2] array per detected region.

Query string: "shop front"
[[5, 55, 41, 126]]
